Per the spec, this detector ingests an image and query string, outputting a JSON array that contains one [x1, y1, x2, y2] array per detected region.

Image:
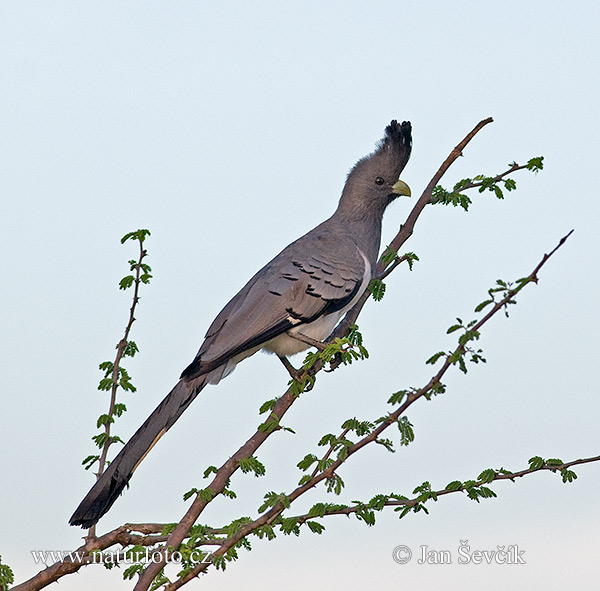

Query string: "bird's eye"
[[375, 176, 385, 185]]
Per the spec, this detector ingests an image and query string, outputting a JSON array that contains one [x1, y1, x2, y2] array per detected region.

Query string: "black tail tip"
[[69, 516, 97, 529], [69, 507, 101, 529]]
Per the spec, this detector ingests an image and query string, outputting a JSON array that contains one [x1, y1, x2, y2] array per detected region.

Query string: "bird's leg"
[[286, 330, 328, 351], [278, 355, 304, 382]]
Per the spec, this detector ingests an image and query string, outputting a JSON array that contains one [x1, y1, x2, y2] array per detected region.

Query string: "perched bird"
[[70, 120, 412, 528]]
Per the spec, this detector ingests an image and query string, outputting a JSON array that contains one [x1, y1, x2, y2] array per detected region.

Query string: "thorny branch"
[[159, 230, 575, 589], [133, 117, 499, 590], [12, 119, 585, 591], [285, 453, 600, 522], [92, 237, 148, 538]]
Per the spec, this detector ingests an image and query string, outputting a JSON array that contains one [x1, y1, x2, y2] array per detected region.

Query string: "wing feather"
[[181, 229, 367, 380]]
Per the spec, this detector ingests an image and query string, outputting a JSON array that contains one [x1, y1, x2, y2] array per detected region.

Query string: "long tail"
[[69, 377, 206, 528]]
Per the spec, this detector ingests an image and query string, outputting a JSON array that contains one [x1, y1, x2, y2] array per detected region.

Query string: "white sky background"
[[2, 1, 599, 589]]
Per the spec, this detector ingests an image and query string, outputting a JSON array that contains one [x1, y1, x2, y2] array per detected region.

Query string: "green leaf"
[[121, 228, 151, 244], [387, 389, 407, 405], [368, 278, 386, 301], [198, 487, 216, 502], [381, 246, 398, 266], [96, 414, 114, 428], [445, 480, 463, 492], [123, 563, 144, 580], [82, 454, 100, 470], [183, 487, 198, 501], [297, 454, 318, 471], [474, 299, 493, 313], [526, 156, 544, 173], [403, 251, 420, 271], [119, 275, 135, 290], [306, 520, 326, 534], [478, 469, 496, 483], [238, 456, 266, 477], [397, 416, 415, 446], [258, 398, 278, 415], [425, 351, 446, 365], [279, 517, 301, 536]]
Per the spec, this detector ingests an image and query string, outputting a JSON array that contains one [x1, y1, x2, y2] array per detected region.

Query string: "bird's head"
[[339, 120, 412, 218]]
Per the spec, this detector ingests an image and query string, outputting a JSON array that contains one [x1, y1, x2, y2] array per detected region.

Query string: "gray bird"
[[70, 120, 412, 528]]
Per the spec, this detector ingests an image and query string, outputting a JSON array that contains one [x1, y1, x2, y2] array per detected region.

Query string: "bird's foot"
[[278, 356, 315, 391]]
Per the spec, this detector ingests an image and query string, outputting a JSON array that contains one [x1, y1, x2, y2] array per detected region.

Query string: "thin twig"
[[287, 453, 600, 522], [91, 237, 147, 538]]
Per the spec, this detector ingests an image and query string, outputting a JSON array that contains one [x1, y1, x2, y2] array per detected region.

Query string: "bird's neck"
[[330, 201, 385, 267]]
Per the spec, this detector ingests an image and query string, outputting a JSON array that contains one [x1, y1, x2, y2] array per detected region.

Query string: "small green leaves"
[[299, 325, 368, 377], [238, 456, 266, 477], [561, 468, 578, 483], [122, 340, 139, 358], [82, 454, 100, 470], [258, 397, 278, 415], [525, 156, 544, 173], [0, 556, 14, 591], [325, 473, 345, 495], [477, 468, 496, 483], [464, 482, 497, 502], [297, 454, 318, 471], [279, 517, 301, 536], [288, 373, 315, 396], [387, 389, 408, 405], [432, 185, 473, 211], [307, 502, 348, 518], [381, 246, 398, 267], [258, 492, 290, 513], [306, 520, 325, 534], [474, 299, 493, 313], [526, 456, 577, 483], [258, 413, 283, 434], [425, 351, 446, 366], [121, 228, 151, 244], [198, 487, 216, 503], [397, 416, 415, 446], [183, 487, 199, 501], [119, 275, 135, 290], [528, 456, 544, 470], [431, 157, 544, 211], [368, 278, 386, 301], [445, 480, 463, 492], [402, 251, 420, 271]]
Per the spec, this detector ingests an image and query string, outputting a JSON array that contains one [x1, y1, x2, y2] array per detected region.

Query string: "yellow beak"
[[391, 179, 411, 197]]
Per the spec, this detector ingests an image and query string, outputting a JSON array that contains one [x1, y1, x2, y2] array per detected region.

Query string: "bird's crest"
[[347, 120, 412, 182]]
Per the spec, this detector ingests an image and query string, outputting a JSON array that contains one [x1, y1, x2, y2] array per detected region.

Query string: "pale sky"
[[2, 2, 599, 590]]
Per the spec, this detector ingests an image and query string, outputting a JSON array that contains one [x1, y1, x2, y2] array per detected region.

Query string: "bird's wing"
[[181, 230, 366, 379]]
